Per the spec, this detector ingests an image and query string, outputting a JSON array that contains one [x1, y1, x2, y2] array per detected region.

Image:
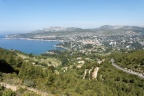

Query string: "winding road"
[[111, 59, 144, 79]]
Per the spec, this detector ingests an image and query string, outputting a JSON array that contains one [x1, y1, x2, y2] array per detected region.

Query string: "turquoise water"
[[0, 35, 61, 55]]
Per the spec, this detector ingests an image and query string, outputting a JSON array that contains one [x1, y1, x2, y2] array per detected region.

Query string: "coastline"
[[0, 36, 64, 55], [4, 37, 64, 42], [54, 45, 68, 50]]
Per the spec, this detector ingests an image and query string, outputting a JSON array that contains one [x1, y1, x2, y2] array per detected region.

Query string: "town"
[[55, 34, 144, 54]]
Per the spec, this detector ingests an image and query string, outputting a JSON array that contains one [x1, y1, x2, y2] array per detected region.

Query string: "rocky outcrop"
[[92, 67, 99, 80], [62, 67, 68, 72], [83, 69, 88, 79], [83, 67, 99, 80], [88, 67, 93, 80], [76, 64, 84, 68]]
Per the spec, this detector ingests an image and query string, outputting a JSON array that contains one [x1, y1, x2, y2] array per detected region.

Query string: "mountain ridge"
[[6, 25, 144, 39]]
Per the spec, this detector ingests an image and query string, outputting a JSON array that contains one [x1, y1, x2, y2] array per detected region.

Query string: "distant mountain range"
[[7, 25, 144, 39]]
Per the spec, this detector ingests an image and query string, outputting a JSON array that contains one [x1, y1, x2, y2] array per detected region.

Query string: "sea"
[[0, 34, 62, 55]]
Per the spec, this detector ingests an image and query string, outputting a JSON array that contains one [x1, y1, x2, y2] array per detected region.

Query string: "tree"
[[2, 89, 16, 96]]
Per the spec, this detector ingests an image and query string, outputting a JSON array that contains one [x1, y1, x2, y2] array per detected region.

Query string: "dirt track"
[[0, 82, 49, 96]]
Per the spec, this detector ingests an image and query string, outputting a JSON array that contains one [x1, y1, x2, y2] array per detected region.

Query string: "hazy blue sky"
[[0, 0, 144, 33]]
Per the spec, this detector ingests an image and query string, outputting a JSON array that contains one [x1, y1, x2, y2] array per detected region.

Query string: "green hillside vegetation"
[[0, 48, 144, 96], [112, 50, 144, 73]]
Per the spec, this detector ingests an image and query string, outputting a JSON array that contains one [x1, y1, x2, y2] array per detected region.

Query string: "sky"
[[0, 0, 144, 33]]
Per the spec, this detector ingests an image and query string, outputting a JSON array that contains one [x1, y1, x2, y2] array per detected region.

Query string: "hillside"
[[0, 48, 144, 96], [112, 50, 144, 74]]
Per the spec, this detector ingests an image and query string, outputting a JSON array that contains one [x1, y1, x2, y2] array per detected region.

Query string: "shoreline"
[[54, 45, 68, 50], [0, 36, 65, 55], [4, 37, 64, 42]]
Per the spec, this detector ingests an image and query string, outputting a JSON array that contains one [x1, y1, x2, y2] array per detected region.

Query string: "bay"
[[0, 35, 61, 55]]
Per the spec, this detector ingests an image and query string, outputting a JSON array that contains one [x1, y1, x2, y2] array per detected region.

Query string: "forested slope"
[[112, 50, 144, 73], [0, 48, 143, 96]]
